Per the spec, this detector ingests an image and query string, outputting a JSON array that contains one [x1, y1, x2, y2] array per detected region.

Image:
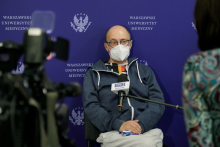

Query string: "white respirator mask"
[[108, 44, 130, 61]]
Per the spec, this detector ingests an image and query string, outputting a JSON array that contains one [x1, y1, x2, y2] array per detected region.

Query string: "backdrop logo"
[[11, 62, 25, 74], [70, 13, 91, 32], [128, 15, 157, 31], [66, 63, 93, 78], [138, 59, 148, 66], [69, 107, 84, 126], [2, 15, 31, 31]]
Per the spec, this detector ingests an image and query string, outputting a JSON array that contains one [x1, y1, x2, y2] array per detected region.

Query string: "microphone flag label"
[[111, 81, 129, 94], [115, 83, 125, 87]]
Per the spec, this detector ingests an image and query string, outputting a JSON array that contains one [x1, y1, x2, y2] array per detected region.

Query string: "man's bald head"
[[105, 25, 131, 42], [104, 25, 133, 63]]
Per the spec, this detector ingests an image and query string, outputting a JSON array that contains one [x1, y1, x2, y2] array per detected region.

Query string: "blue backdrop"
[[0, 0, 199, 146]]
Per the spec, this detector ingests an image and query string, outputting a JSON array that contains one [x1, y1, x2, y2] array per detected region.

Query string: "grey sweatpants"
[[96, 128, 163, 147]]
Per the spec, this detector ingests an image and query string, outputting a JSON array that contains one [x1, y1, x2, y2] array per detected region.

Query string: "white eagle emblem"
[[69, 108, 84, 125], [70, 14, 91, 32], [11, 62, 25, 74]]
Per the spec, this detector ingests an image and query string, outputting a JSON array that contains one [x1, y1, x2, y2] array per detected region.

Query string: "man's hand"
[[119, 120, 142, 134]]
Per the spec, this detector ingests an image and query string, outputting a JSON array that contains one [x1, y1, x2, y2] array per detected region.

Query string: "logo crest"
[[69, 107, 84, 126], [70, 13, 91, 32], [138, 59, 148, 66], [11, 62, 25, 74]]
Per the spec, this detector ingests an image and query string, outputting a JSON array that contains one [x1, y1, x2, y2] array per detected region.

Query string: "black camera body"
[[0, 28, 69, 71]]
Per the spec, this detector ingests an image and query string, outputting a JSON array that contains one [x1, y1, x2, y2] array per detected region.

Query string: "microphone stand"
[[125, 94, 183, 110]]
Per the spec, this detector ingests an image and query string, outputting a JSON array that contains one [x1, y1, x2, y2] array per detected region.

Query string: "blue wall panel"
[[0, 0, 199, 146]]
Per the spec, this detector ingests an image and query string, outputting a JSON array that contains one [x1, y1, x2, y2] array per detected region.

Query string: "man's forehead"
[[106, 26, 130, 41]]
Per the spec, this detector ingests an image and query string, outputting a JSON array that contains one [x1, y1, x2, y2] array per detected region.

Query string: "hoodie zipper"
[[125, 59, 138, 121]]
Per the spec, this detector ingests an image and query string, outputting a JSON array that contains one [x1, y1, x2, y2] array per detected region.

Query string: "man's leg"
[[97, 128, 163, 147]]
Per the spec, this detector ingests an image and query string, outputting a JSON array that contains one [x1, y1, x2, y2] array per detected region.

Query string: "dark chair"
[[84, 112, 100, 147], [84, 112, 168, 147]]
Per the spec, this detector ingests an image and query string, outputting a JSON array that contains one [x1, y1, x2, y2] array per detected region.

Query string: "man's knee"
[[140, 140, 157, 147]]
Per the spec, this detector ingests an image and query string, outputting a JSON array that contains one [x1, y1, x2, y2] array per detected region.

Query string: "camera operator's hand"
[[119, 120, 142, 134]]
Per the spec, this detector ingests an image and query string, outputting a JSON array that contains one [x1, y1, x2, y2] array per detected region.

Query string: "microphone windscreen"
[[117, 74, 128, 82]]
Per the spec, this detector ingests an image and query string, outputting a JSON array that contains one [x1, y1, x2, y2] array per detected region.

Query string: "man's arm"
[[82, 68, 124, 132], [135, 66, 165, 133]]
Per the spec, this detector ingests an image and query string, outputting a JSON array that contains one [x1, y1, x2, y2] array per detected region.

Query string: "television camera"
[[0, 11, 80, 147]]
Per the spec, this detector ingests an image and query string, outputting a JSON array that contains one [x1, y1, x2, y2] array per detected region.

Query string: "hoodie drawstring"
[[136, 61, 144, 85], [94, 70, 100, 89]]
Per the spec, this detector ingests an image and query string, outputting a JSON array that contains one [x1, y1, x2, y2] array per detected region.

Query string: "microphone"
[[117, 90, 125, 112], [111, 75, 183, 110], [111, 74, 129, 112]]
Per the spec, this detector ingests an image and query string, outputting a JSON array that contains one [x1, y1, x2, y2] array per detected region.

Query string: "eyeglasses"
[[106, 39, 130, 48]]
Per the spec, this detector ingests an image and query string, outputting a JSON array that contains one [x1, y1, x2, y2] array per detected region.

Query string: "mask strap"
[[127, 41, 131, 48], [106, 43, 111, 51]]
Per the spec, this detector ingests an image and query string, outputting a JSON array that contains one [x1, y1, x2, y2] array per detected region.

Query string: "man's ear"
[[104, 43, 110, 53], [129, 40, 133, 50]]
